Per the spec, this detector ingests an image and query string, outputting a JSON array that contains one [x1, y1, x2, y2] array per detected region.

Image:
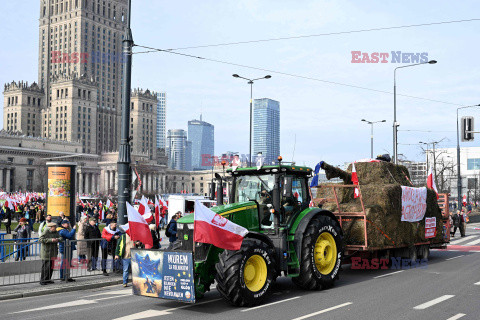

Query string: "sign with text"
[[400, 187, 427, 222], [425, 217, 437, 239], [47, 166, 72, 217], [131, 249, 195, 303]]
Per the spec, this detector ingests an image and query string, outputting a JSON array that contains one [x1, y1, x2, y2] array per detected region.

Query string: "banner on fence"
[[400, 186, 427, 222]]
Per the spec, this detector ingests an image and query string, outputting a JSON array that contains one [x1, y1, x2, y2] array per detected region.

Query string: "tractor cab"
[[227, 161, 312, 231]]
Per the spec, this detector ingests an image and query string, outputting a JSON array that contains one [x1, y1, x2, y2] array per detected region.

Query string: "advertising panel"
[[47, 166, 72, 217], [131, 249, 195, 303]]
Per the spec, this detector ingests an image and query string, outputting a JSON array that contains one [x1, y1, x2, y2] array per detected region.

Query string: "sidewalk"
[[0, 274, 123, 301]]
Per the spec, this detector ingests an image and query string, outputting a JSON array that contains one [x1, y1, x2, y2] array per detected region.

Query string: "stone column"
[[94, 173, 98, 193], [6, 169, 11, 192], [0, 169, 4, 190], [114, 171, 118, 192], [79, 172, 83, 195]]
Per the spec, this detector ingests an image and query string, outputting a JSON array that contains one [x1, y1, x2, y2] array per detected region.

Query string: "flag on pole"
[[126, 202, 152, 246], [309, 162, 322, 187], [256, 154, 264, 170], [193, 200, 248, 250], [106, 199, 113, 208], [351, 162, 360, 199], [138, 196, 154, 223], [426, 167, 439, 199], [232, 155, 240, 172], [154, 195, 160, 228]]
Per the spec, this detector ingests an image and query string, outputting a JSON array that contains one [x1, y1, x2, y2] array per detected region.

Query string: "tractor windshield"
[[234, 174, 275, 203]]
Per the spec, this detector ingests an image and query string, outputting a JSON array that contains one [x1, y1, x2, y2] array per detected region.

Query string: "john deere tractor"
[[174, 160, 343, 307]]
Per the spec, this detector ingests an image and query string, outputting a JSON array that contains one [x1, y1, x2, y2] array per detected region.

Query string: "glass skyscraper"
[[156, 92, 167, 149], [167, 129, 187, 170], [253, 98, 280, 165], [188, 116, 214, 170]]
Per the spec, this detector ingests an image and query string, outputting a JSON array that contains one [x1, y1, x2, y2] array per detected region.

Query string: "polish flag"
[[126, 202, 152, 247], [426, 167, 439, 199], [5, 199, 14, 210], [106, 199, 113, 208], [120, 223, 130, 236], [232, 155, 241, 172], [462, 195, 467, 207], [154, 195, 160, 228], [351, 162, 360, 199], [138, 196, 153, 223], [193, 200, 248, 250]]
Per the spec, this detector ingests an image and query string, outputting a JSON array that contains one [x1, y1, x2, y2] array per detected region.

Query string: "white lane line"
[[112, 298, 223, 320], [446, 313, 466, 320], [446, 255, 466, 261], [83, 289, 131, 297], [464, 238, 480, 245], [242, 296, 300, 311], [373, 270, 404, 279], [10, 300, 94, 314], [413, 295, 455, 310], [291, 302, 353, 320], [450, 236, 477, 245], [475, 281, 480, 285]]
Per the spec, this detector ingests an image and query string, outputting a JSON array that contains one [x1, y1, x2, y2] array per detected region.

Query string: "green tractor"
[[174, 161, 344, 307]]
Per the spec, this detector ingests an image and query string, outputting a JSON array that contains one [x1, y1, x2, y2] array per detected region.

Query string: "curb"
[[0, 279, 123, 301]]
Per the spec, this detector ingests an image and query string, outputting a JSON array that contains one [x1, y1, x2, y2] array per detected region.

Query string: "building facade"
[[156, 92, 166, 149], [130, 89, 157, 160], [167, 129, 187, 170], [188, 117, 214, 170], [253, 98, 280, 165]]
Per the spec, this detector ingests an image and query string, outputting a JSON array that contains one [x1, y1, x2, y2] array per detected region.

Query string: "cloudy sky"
[[1, 1, 479, 167]]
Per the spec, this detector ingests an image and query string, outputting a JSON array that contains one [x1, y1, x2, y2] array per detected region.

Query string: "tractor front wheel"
[[293, 215, 343, 290], [215, 239, 276, 307]]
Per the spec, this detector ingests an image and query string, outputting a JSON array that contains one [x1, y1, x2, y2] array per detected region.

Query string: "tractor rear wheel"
[[215, 238, 276, 307], [293, 215, 343, 290]]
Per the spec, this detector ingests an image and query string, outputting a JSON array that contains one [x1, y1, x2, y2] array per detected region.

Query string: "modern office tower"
[[167, 129, 187, 170], [253, 98, 280, 165], [156, 92, 166, 149], [188, 116, 214, 170]]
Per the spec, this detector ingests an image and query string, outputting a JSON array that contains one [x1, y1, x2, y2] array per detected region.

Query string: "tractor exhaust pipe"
[[215, 173, 224, 205]]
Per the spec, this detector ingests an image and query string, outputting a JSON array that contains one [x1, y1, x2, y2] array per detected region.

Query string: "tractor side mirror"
[[283, 176, 293, 198]]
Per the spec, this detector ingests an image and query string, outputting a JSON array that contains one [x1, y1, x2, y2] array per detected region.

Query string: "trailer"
[[313, 183, 449, 263]]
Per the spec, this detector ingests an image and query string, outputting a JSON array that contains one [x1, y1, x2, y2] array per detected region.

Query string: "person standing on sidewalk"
[[459, 209, 467, 237], [58, 220, 76, 282], [76, 216, 88, 265], [14, 218, 29, 261], [115, 232, 135, 287], [101, 220, 121, 276], [85, 217, 101, 271], [451, 210, 460, 237], [38, 214, 53, 237], [3, 205, 12, 234], [166, 212, 181, 250], [39, 222, 61, 285]]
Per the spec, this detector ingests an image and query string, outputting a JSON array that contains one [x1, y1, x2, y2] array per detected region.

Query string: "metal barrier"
[[0, 236, 121, 286]]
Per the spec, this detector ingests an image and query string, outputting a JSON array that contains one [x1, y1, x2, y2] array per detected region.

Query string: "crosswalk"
[[441, 231, 480, 252]]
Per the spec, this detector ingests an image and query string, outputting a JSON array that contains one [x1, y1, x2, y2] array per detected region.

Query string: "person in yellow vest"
[[38, 215, 53, 237], [115, 231, 135, 287]]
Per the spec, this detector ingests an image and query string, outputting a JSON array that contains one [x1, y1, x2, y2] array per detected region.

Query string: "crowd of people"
[[450, 207, 470, 238]]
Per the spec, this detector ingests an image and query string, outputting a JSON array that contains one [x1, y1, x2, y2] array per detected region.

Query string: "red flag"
[[154, 195, 160, 228], [126, 202, 153, 247], [194, 200, 248, 250], [351, 163, 360, 199], [106, 199, 113, 208], [426, 167, 439, 199], [462, 195, 467, 207]]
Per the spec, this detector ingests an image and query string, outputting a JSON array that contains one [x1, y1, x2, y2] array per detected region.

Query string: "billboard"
[[131, 249, 195, 303], [46, 163, 75, 219]]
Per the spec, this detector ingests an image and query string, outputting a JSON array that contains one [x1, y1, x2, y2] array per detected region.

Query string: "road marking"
[[95, 294, 131, 301], [450, 236, 477, 245], [373, 270, 404, 279], [446, 255, 465, 261], [242, 296, 300, 311], [475, 281, 480, 285], [291, 302, 353, 320], [446, 313, 466, 320], [83, 289, 131, 297], [10, 300, 94, 314], [464, 238, 480, 245], [413, 295, 455, 310], [112, 298, 223, 320]]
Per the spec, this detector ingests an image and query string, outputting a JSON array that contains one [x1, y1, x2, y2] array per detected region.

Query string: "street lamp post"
[[232, 74, 271, 166], [393, 60, 437, 164], [361, 119, 386, 158], [456, 104, 480, 207], [419, 139, 444, 187], [116, 0, 133, 225]]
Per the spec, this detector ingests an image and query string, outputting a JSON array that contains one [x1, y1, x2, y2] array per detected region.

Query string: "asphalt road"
[[1, 224, 479, 320]]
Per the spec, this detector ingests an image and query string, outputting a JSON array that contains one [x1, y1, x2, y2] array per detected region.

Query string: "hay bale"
[[320, 162, 352, 184], [345, 161, 412, 186]]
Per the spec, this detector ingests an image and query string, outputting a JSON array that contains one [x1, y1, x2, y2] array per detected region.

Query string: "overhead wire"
[[133, 44, 465, 107]]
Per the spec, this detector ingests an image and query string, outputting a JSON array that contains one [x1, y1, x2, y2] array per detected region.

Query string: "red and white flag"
[[193, 200, 248, 250], [126, 202, 153, 247], [351, 162, 360, 199], [154, 195, 160, 228], [106, 199, 113, 208], [138, 196, 154, 223], [232, 155, 241, 172], [462, 195, 467, 207], [426, 167, 439, 199]]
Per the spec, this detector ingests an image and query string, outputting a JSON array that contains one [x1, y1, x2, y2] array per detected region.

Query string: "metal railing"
[[0, 236, 122, 286]]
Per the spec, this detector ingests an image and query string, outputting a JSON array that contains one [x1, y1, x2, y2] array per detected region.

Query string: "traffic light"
[[461, 116, 474, 142]]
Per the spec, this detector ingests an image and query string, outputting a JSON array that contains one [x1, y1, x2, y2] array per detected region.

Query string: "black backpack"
[[165, 221, 173, 237]]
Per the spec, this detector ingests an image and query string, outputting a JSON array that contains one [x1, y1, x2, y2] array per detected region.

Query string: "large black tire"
[[292, 215, 343, 290], [215, 238, 276, 307]]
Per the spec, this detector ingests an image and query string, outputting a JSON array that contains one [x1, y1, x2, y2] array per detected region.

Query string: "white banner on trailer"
[[400, 186, 427, 222]]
